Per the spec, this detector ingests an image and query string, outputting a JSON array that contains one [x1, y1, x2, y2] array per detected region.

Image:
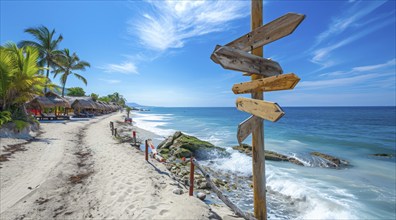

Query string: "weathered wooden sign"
[[236, 97, 284, 122], [210, 13, 305, 64], [237, 116, 263, 145], [232, 73, 300, 94], [227, 13, 305, 52], [211, 45, 283, 77]]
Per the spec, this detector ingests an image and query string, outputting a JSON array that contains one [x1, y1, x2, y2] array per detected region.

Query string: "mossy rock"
[[174, 134, 216, 152], [158, 148, 170, 154], [174, 148, 192, 158]]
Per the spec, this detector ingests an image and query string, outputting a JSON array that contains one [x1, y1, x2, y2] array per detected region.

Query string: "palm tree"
[[53, 49, 90, 97], [126, 106, 132, 119], [0, 42, 49, 111], [18, 26, 63, 93]]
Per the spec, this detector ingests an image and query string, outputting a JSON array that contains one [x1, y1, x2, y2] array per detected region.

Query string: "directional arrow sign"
[[237, 116, 263, 145], [236, 97, 285, 122], [232, 73, 300, 94], [212, 45, 283, 77], [226, 13, 305, 52]]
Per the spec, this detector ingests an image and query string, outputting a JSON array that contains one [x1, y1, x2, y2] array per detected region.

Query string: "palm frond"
[[73, 73, 87, 85]]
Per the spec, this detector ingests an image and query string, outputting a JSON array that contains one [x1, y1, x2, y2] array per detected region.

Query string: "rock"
[[173, 131, 182, 140], [197, 181, 210, 190], [288, 158, 304, 166], [265, 150, 289, 161], [172, 188, 183, 195], [371, 153, 393, 158], [310, 152, 343, 167], [197, 192, 206, 201], [159, 131, 228, 160], [158, 136, 174, 149], [233, 145, 288, 161], [173, 134, 217, 152], [174, 148, 192, 158]]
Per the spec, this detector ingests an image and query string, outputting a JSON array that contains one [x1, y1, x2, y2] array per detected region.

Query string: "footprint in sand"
[[117, 196, 125, 203], [145, 205, 157, 210], [159, 210, 169, 215]]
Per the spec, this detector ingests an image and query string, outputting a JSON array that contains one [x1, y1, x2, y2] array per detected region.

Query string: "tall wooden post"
[[251, 0, 267, 219]]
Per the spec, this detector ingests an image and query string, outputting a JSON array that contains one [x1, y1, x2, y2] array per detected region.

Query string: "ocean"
[[132, 107, 396, 219]]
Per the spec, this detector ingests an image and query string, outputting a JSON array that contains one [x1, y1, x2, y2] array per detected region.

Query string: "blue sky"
[[1, 0, 395, 107]]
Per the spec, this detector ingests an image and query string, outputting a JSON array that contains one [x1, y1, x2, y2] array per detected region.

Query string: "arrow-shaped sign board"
[[212, 45, 283, 77], [232, 73, 300, 94], [237, 115, 263, 145], [236, 97, 285, 122], [226, 13, 305, 52]]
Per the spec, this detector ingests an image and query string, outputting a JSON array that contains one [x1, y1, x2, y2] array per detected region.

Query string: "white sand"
[[0, 112, 238, 219]]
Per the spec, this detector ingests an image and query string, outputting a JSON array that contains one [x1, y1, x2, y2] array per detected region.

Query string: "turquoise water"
[[133, 107, 396, 219]]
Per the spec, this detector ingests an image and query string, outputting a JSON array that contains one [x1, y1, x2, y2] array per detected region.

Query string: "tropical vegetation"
[[0, 43, 50, 117], [18, 26, 63, 93], [67, 87, 86, 97], [98, 92, 127, 107], [1, 25, 129, 132], [54, 49, 90, 97]]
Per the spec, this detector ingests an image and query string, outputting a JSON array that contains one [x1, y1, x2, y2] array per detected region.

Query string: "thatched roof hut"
[[64, 96, 99, 110], [27, 96, 55, 109], [27, 92, 71, 109], [45, 91, 71, 108], [71, 99, 97, 109]]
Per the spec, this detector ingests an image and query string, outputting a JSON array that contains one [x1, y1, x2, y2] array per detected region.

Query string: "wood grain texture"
[[237, 116, 263, 145], [233, 73, 300, 94], [212, 45, 283, 77], [226, 13, 305, 52], [250, 1, 267, 219], [236, 97, 284, 122]]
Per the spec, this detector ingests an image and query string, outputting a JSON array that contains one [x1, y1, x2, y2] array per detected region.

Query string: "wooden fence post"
[[114, 128, 117, 137], [189, 157, 195, 196], [145, 140, 148, 161], [133, 131, 137, 145]]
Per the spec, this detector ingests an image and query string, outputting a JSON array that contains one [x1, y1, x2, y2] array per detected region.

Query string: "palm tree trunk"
[[44, 62, 50, 93], [61, 78, 67, 97]]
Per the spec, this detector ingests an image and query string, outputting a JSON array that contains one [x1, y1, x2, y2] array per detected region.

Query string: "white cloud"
[[129, 0, 249, 51], [311, 18, 394, 66], [316, 1, 387, 44], [352, 58, 396, 72], [299, 74, 378, 89], [99, 79, 121, 84], [99, 62, 138, 74], [319, 58, 396, 78]]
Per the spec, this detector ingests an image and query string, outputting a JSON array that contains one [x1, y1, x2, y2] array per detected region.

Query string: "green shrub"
[[0, 111, 12, 126], [13, 120, 28, 132]]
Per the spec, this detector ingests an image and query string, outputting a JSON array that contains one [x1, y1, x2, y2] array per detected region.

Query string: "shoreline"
[[0, 111, 238, 219]]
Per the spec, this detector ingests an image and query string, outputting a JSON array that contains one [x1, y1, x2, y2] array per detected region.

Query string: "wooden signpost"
[[211, 45, 283, 77], [232, 73, 300, 94], [236, 97, 285, 122], [210, 1, 305, 219], [237, 116, 263, 145]]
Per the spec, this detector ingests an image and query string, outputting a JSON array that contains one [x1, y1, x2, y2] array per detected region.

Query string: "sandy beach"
[[0, 112, 236, 219]]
